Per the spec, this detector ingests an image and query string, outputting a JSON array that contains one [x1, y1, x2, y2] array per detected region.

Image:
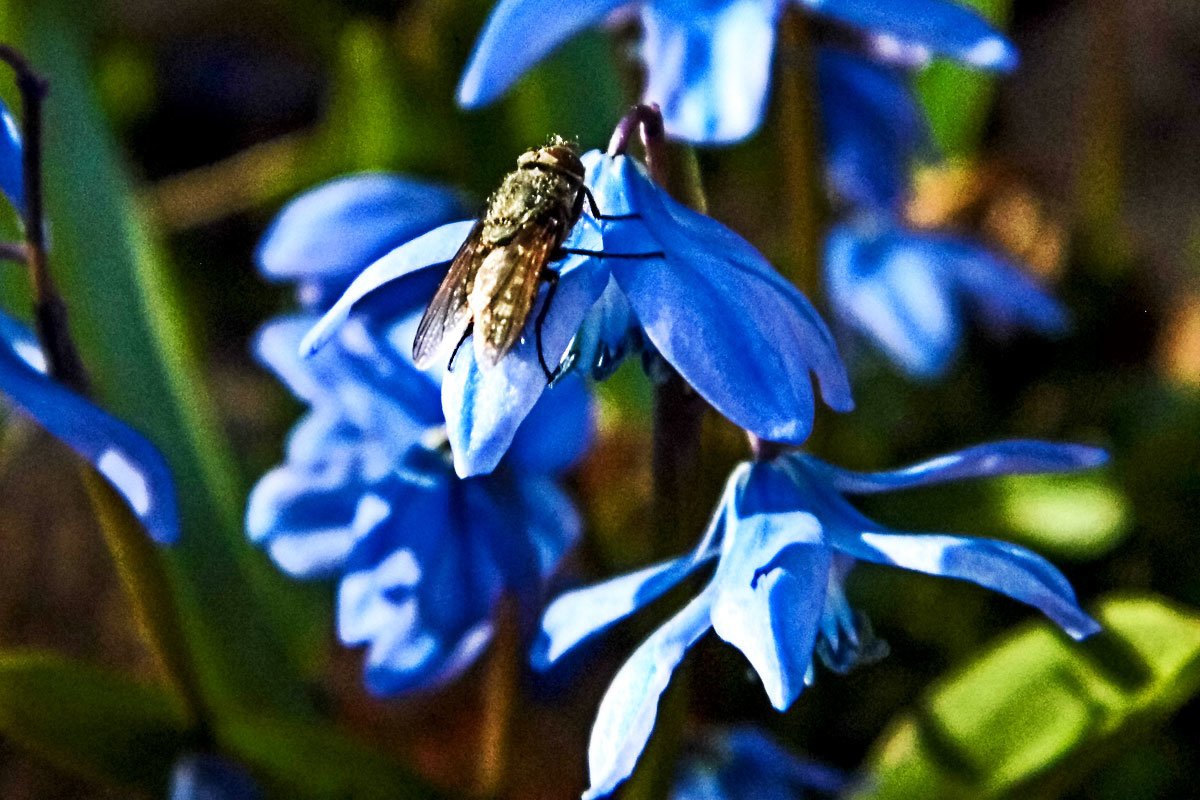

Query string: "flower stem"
[[477, 595, 519, 797], [610, 103, 709, 800], [775, 9, 826, 302], [0, 44, 209, 730]]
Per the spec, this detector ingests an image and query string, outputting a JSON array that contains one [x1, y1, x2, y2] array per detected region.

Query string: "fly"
[[411, 136, 659, 381]]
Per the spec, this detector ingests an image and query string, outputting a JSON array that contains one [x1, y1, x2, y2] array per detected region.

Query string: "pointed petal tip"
[[1068, 614, 1103, 641]]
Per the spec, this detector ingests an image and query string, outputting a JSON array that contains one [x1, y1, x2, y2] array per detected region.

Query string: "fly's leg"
[[559, 248, 665, 260], [535, 269, 560, 384], [581, 185, 641, 221], [447, 322, 473, 372]]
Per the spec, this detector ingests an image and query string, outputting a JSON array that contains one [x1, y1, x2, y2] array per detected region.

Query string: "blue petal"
[[256, 315, 441, 444], [169, 754, 262, 800], [819, 49, 928, 213], [799, 0, 1019, 71], [245, 458, 383, 578], [441, 223, 607, 478], [606, 155, 853, 442], [0, 311, 180, 544], [804, 441, 1109, 494], [533, 553, 717, 670], [338, 471, 499, 694], [533, 469, 736, 668], [584, 591, 715, 800], [506, 373, 596, 475], [825, 222, 959, 378], [457, 0, 630, 107], [300, 219, 478, 357], [640, 0, 780, 143], [945, 236, 1069, 336], [710, 463, 829, 709], [831, 527, 1100, 639], [256, 173, 465, 302], [0, 101, 21, 215]]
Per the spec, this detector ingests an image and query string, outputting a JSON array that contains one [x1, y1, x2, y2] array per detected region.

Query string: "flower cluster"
[[248, 173, 592, 693], [240, 1, 1110, 796]]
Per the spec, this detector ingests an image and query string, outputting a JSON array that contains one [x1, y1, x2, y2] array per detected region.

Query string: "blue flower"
[[673, 726, 846, 800], [817, 49, 1067, 378], [824, 221, 1068, 378], [0, 310, 179, 545], [303, 149, 852, 477], [248, 177, 590, 694], [169, 754, 262, 800], [0, 101, 178, 544], [457, 0, 1016, 143], [533, 440, 1105, 798], [818, 48, 931, 217]]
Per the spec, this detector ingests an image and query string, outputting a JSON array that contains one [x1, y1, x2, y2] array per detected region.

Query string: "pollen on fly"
[[411, 136, 662, 382]]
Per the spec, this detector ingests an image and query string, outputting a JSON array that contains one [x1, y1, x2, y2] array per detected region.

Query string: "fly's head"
[[518, 135, 585, 185]]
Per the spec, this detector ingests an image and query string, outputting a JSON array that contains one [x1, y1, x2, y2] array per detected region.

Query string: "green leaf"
[[915, 0, 1012, 158], [854, 594, 1200, 799], [219, 716, 443, 800], [0, 651, 190, 792], [993, 472, 1130, 559], [3, 0, 320, 716]]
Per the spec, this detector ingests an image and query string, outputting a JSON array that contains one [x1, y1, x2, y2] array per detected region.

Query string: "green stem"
[[775, 10, 826, 301]]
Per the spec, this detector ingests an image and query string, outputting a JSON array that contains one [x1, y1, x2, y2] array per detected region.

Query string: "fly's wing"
[[412, 220, 488, 369], [470, 218, 560, 369]]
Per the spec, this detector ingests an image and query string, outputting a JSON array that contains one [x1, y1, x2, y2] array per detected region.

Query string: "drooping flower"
[[0, 103, 178, 544], [673, 726, 846, 800], [248, 176, 590, 694], [817, 48, 1067, 378], [457, 0, 1017, 143], [169, 754, 262, 800], [303, 148, 852, 478], [533, 440, 1106, 798]]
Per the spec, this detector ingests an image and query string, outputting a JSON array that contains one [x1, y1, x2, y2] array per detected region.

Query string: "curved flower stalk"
[[534, 440, 1106, 798], [248, 177, 590, 694], [817, 49, 1068, 378], [303, 147, 852, 478], [457, 0, 1016, 143], [672, 726, 846, 800], [0, 98, 178, 544]]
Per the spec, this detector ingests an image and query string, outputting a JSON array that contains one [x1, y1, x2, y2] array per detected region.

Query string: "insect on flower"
[[412, 136, 658, 380]]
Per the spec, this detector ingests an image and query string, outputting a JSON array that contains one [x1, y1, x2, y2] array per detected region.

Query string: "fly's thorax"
[[482, 167, 578, 244]]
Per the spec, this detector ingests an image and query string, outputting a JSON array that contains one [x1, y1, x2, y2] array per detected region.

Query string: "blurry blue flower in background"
[[817, 49, 1067, 379], [672, 726, 846, 800], [248, 176, 590, 694], [457, 0, 1016, 143], [825, 222, 1068, 378], [169, 754, 262, 800], [256, 172, 466, 310], [534, 440, 1105, 798], [0, 101, 178, 544], [303, 149, 852, 477]]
